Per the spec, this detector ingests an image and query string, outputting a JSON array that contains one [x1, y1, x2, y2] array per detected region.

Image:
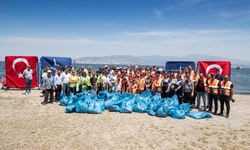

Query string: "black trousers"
[[44, 88, 54, 102], [183, 92, 191, 104], [208, 94, 218, 113], [55, 85, 62, 101], [220, 95, 230, 116]]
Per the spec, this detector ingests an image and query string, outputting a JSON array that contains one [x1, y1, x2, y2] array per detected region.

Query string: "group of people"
[[40, 64, 234, 118]]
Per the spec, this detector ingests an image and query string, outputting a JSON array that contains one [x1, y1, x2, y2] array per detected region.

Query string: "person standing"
[[54, 71, 63, 102], [23, 65, 33, 95], [62, 69, 70, 95], [42, 70, 55, 104], [218, 75, 234, 118], [207, 73, 220, 114], [176, 73, 194, 104], [196, 73, 207, 111], [69, 71, 78, 95]]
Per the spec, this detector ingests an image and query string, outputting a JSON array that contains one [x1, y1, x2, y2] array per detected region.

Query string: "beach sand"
[[0, 88, 249, 150]]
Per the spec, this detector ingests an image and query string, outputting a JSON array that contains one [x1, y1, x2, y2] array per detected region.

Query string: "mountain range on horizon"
[[74, 55, 250, 67]]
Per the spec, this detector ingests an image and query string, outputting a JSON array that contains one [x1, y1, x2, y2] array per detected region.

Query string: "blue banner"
[[40, 56, 72, 70]]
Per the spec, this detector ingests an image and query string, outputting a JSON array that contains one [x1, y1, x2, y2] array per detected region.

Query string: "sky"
[[0, 0, 250, 61]]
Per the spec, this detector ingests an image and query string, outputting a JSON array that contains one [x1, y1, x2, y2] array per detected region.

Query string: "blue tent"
[[40, 56, 72, 70], [165, 61, 196, 71]]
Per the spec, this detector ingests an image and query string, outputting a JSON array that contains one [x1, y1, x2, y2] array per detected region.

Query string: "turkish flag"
[[198, 61, 231, 78], [5, 56, 38, 88]]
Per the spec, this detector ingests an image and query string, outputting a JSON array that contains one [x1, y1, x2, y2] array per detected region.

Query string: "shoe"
[[207, 110, 212, 113], [225, 115, 229, 119], [26, 93, 28, 95], [213, 112, 217, 115], [41, 101, 47, 105], [218, 113, 223, 116]]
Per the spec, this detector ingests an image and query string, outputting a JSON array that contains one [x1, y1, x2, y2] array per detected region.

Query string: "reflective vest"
[[69, 75, 78, 88], [132, 83, 137, 94], [138, 78, 146, 91], [221, 81, 232, 96], [86, 75, 91, 87], [156, 78, 162, 92], [208, 79, 219, 94], [80, 76, 88, 89], [97, 74, 103, 86]]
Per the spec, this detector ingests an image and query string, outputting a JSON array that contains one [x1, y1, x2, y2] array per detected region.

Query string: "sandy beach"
[[0, 88, 249, 150]]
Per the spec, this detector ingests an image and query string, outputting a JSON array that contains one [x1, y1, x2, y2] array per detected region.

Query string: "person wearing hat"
[[23, 65, 33, 95], [207, 73, 220, 114], [42, 70, 55, 104], [218, 75, 234, 118]]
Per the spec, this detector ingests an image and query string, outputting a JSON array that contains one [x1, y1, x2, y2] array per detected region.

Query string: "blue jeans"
[[63, 83, 69, 95], [196, 92, 206, 111], [70, 87, 76, 95], [25, 79, 32, 93]]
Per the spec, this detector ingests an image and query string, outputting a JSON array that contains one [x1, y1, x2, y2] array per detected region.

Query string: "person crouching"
[[42, 70, 55, 104]]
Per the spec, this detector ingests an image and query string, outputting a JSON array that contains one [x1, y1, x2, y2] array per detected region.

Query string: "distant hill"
[[74, 55, 250, 67]]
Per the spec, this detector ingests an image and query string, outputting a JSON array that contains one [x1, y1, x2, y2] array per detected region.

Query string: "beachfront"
[[0, 87, 249, 150]]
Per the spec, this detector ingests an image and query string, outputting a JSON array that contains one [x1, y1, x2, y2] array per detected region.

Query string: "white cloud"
[[218, 10, 250, 19], [0, 36, 116, 45], [154, 9, 164, 18], [0, 29, 250, 61]]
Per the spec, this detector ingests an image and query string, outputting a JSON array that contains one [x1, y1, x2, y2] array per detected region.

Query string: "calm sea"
[[0, 62, 249, 94]]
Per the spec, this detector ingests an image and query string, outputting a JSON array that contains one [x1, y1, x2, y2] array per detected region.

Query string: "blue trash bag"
[[146, 96, 163, 116], [108, 105, 121, 112], [88, 100, 105, 114], [60, 94, 70, 106], [133, 99, 148, 113], [65, 105, 76, 113], [75, 99, 89, 113], [156, 100, 170, 117], [167, 104, 191, 119], [187, 112, 213, 119], [120, 96, 134, 113], [105, 94, 122, 109], [168, 95, 179, 106], [67, 94, 78, 106]]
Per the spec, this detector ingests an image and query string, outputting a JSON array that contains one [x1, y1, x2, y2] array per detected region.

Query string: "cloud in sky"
[[1, 29, 250, 61], [218, 10, 250, 19]]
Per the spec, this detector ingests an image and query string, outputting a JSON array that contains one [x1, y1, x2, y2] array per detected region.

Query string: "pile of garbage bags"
[[60, 90, 212, 119]]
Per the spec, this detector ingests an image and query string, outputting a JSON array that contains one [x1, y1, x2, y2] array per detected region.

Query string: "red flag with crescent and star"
[[198, 61, 231, 78], [5, 56, 38, 88]]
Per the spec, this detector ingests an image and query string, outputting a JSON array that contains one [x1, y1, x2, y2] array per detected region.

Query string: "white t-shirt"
[[54, 74, 63, 85], [62, 73, 70, 84], [23, 69, 33, 80]]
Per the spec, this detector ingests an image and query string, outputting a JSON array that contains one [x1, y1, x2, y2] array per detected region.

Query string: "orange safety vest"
[[221, 81, 232, 96], [155, 78, 162, 93], [138, 78, 146, 91], [208, 79, 219, 94], [132, 83, 138, 94], [151, 80, 157, 92]]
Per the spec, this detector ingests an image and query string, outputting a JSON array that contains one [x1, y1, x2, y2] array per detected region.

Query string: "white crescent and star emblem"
[[12, 58, 30, 78], [206, 64, 222, 75]]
